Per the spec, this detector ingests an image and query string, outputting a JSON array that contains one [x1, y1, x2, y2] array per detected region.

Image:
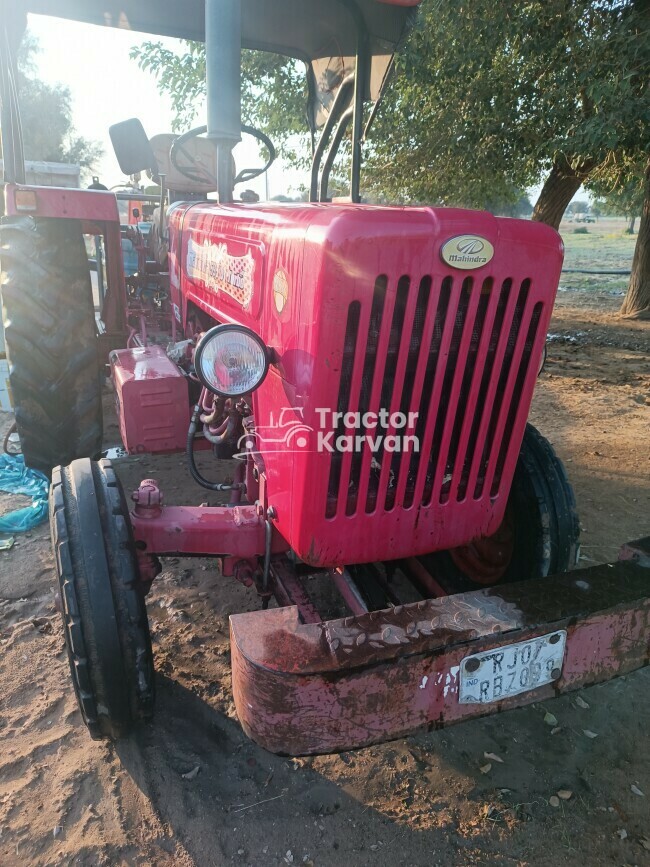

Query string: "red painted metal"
[[3, 184, 128, 338], [230, 548, 650, 755], [130, 499, 289, 558], [619, 537, 650, 567], [167, 203, 562, 567], [135, 549, 162, 594], [131, 478, 164, 517], [402, 556, 448, 598], [110, 345, 190, 454], [4, 184, 120, 221], [330, 567, 369, 616], [269, 560, 323, 625], [448, 506, 515, 585]]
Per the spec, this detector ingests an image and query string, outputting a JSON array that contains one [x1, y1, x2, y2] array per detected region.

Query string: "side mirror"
[[109, 118, 158, 176]]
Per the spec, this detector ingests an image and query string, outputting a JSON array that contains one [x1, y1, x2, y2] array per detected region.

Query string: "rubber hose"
[[186, 404, 242, 492]]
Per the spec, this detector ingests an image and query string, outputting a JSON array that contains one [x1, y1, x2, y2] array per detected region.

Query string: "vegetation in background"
[[589, 158, 646, 233], [4, 34, 103, 178], [132, 0, 650, 316], [132, 41, 310, 169]]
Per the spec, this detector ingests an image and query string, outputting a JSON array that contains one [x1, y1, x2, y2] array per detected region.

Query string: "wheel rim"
[[449, 507, 515, 585]]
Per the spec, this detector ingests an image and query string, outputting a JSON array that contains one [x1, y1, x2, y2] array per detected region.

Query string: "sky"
[[27, 12, 586, 207], [27, 13, 299, 198]]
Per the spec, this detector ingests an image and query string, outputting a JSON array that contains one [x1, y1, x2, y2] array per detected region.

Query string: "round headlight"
[[195, 325, 269, 397]]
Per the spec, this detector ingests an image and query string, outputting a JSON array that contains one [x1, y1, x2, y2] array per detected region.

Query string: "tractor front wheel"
[[1, 216, 103, 474], [428, 424, 580, 588], [49, 458, 154, 739]]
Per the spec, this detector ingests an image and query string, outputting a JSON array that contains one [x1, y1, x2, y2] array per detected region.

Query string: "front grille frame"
[[325, 271, 547, 522]]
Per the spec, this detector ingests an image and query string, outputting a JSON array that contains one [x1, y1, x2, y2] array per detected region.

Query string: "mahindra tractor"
[[0, 0, 648, 754]]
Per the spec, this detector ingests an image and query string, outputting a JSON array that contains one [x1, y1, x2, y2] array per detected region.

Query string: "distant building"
[[0, 160, 80, 188]]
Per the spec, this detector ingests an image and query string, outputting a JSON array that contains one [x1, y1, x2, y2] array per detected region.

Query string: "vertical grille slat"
[[489, 300, 544, 496], [354, 282, 399, 514], [464, 278, 524, 500], [345, 277, 388, 515], [457, 277, 512, 502], [366, 276, 411, 513], [326, 301, 362, 518], [421, 278, 474, 506], [325, 267, 548, 525], [492, 301, 546, 492], [411, 277, 465, 508], [430, 276, 486, 506], [438, 284, 491, 504], [394, 276, 435, 509], [474, 278, 532, 499], [387, 276, 432, 510], [401, 278, 452, 509], [448, 277, 501, 502]]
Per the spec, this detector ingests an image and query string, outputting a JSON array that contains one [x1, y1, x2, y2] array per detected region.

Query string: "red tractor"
[[1, 0, 648, 754]]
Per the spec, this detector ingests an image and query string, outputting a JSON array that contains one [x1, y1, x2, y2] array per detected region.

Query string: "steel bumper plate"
[[230, 541, 650, 755]]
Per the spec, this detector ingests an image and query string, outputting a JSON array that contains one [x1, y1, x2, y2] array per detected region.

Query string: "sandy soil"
[[0, 291, 648, 867]]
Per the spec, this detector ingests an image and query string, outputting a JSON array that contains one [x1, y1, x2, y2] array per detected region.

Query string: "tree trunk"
[[628, 214, 636, 233], [620, 158, 650, 319], [532, 155, 596, 230]]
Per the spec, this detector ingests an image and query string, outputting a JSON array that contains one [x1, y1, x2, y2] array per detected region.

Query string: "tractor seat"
[[148, 133, 218, 196]]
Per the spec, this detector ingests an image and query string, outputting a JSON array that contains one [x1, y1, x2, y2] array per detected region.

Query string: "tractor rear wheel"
[[427, 424, 580, 588], [49, 458, 154, 739], [0, 216, 103, 475]]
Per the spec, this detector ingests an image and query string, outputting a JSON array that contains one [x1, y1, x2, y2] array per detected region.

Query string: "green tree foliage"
[[588, 158, 645, 228], [367, 0, 649, 220], [6, 34, 103, 175], [131, 0, 650, 312], [131, 41, 310, 167]]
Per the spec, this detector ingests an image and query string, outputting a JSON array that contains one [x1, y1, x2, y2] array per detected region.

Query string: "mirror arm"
[[158, 173, 167, 241]]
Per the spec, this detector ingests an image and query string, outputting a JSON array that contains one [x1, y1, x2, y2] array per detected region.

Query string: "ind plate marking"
[[459, 630, 567, 703]]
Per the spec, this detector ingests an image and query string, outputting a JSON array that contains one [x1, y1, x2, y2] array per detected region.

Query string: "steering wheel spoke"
[[170, 124, 276, 191]]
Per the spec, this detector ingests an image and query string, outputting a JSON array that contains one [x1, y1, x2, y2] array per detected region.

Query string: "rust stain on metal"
[[231, 555, 650, 755]]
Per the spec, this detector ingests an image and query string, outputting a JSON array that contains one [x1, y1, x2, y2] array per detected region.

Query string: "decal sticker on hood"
[[186, 238, 255, 307]]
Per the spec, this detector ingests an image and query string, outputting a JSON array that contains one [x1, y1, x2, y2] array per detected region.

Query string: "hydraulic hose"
[[203, 415, 237, 445], [186, 404, 245, 492]]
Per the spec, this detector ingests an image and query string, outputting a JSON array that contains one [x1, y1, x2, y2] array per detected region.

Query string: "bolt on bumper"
[[230, 538, 650, 755]]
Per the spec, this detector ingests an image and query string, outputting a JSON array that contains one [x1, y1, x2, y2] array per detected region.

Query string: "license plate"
[[459, 630, 567, 704]]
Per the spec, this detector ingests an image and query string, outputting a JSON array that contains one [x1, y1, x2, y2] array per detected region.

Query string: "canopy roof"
[[16, 0, 421, 126]]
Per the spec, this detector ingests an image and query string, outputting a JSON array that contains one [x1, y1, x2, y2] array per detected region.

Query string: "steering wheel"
[[170, 124, 276, 188]]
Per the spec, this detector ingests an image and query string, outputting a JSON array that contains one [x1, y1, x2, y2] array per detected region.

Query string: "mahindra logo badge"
[[457, 238, 484, 255], [441, 234, 494, 270]]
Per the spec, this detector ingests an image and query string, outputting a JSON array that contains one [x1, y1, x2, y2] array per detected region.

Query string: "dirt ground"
[[0, 289, 648, 867]]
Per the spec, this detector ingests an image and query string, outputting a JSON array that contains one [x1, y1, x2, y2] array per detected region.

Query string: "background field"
[[0, 229, 648, 866], [558, 216, 636, 299]]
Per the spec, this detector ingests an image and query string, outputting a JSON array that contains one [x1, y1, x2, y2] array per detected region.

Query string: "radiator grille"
[[326, 274, 543, 518]]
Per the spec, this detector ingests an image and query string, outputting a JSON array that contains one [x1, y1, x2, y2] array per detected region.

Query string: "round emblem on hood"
[[441, 235, 494, 270], [273, 268, 289, 313]]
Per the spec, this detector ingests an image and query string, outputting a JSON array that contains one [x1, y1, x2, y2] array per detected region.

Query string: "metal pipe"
[[205, 0, 241, 203], [350, 26, 369, 204], [263, 517, 273, 591], [330, 567, 369, 616], [309, 74, 355, 202], [319, 107, 353, 202], [186, 404, 244, 491], [402, 557, 448, 600], [205, 0, 241, 142], [203, 414, 237, 445], [228, 461, 245, 507], [0, 23, 25, 185]]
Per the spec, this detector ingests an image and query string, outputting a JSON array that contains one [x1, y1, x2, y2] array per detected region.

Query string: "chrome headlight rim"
[[194, 323, 270, 398]]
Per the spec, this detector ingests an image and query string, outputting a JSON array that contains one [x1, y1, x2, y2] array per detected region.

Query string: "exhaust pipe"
[[205, 0, 241, 202]]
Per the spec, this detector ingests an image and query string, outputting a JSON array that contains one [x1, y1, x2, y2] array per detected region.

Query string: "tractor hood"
[[12, 0, 421, 127]]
